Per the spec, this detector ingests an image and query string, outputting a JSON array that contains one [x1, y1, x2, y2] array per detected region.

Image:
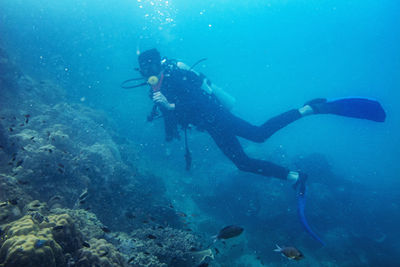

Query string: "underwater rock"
[[0, 46, 22, 94], [0, 174, 32, 224]]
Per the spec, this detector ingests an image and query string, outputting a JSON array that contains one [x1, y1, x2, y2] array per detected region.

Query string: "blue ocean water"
[[1, 0, 399, 266]]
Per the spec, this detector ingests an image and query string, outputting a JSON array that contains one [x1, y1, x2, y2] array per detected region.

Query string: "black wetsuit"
[[157, 61, 302, 180]]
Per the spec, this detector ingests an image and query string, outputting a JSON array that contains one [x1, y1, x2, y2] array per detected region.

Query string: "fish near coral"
[[216, 225, 244, 240], [207, 225, 244, 247], [34, 239, 47, 248], [274, 245, 304, 261], [101, 226, 111, 233]]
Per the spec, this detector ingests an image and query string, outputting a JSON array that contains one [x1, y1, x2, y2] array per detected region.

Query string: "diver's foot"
[[292, 172, 308, 195], [303, 98, 328, 114]]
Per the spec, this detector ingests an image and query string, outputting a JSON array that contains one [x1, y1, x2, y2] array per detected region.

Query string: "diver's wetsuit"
[[157, 60, 302, 180]]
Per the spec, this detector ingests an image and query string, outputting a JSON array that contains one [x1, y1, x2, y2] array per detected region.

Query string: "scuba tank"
[[176, 61, 237, 110]]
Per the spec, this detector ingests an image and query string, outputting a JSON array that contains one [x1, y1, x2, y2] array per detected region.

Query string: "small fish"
[[197, 263, 209, 267], [30, 136, 35, 140], [58, 168, 64, 174], [176, 212, 187, 217], [147, 234, 157, 239], [24, 114, 30, 118], [48, 149, 53, 153], [9, 128, 13, 132], [53, 225, 64, 231], [274, 245, 304, 261], [215, 248, 220, 255], [8, 198, 18, 205], [128, 257, 135, 263], [50, 196, 61, 201], [216, 225, 244, 240], [79, 200, 86, 205], [79, 190, 88, 200], [17, 179, 29, 185], [19, 123, 25, 127], [101, 226, 111, 233], [58, 163, 64, 168], [125, 211, 136, 219], [16, 160, 23, 167], [35, 239, 47, 248], [99, 251, 108, 257], [82, 241, 90, 248], [24, 114, 30, 123]]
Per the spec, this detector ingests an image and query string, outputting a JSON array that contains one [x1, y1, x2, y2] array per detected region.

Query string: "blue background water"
[[1, 0, 399, 265]]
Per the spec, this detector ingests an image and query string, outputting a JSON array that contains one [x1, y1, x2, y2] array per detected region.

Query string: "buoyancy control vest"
[[161, 58, 236, 111]]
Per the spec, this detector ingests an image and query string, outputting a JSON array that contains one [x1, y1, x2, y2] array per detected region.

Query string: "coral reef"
[[0, 47, 210, 267], [128, 226, 207, 266], [0, 174, 31, 224], [0, 215, 65, 267], [76, 238, 126, 267]]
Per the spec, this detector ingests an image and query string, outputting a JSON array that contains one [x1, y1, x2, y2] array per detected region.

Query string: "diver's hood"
[[138, 48, 162, 78]]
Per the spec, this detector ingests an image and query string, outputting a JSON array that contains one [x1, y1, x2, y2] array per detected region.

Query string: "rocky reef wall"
[[0, 47, 210, 266]]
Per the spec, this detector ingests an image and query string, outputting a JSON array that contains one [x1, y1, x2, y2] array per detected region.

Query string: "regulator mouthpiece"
[[148, 76, 159, 86]]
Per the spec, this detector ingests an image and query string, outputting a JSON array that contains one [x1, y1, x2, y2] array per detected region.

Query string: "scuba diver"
[[128, 48, 386, 195]]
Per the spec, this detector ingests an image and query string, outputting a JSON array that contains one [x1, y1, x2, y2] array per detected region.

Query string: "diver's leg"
[[218, 109, 302, 142], [207, 127, 290, 179], [258, 109, 303, 139]]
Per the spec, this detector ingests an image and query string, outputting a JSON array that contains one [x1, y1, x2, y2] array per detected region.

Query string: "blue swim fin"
[[297, 191, 325, 246], [306, 97, 386, 122]]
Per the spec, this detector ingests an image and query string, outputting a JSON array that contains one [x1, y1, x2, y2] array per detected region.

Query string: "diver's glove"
[[292, 172, 308, 195], [153, 91, 175, 110]]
